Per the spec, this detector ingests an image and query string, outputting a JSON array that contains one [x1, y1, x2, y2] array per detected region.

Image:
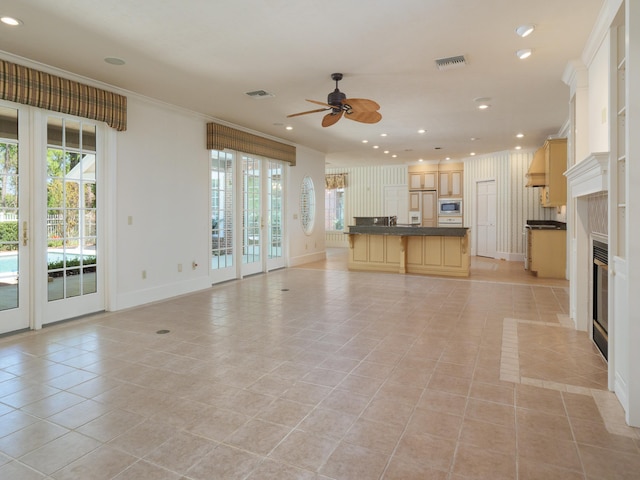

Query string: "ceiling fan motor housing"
[[328, 89, 346, 109]]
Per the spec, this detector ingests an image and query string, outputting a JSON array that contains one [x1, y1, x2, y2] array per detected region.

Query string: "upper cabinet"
[[541, 138, 567, 207], [408, 164, 438, 190], [525, 138, 567, 207], [438, 162, 463, 198]]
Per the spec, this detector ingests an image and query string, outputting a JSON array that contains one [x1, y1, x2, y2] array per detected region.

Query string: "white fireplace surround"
[[564, 151, 613, 393], [565, 152, 609, 198]]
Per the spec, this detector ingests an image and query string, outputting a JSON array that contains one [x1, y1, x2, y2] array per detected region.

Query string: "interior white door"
[[476, 180, 497, 258]]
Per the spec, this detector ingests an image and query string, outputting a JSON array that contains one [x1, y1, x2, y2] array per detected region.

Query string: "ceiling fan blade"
[[322, 110, 343, 127], [345, 110, 382, 124], [287, 108, 330, 118], [343, 98, 380, 112], [306, 99, 336, 109]]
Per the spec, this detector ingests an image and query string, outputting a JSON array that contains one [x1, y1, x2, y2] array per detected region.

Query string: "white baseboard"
[[289, 251, 326, 267], [113, 277, 212, 311]]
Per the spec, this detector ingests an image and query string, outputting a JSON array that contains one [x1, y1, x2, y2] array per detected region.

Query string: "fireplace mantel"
[[564, 152, 609, 198]]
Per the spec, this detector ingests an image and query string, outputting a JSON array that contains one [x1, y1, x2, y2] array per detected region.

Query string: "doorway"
[[210, 150, 286, 283], [476, 179, 497, 258], [0, 103, 105, 335]]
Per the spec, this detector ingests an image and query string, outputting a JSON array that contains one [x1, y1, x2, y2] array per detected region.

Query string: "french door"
[[210, 150, 286, 283], [241, 155, 262, 277], [266, 160, 285, 271], [0, 105, 29, 333], [0, 102, 105, 335]]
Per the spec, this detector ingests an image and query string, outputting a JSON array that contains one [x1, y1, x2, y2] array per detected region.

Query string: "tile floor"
[[1, 251, 639, 479]]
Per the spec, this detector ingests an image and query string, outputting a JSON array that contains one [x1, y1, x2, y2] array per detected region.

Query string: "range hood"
[[525, 146, 545, 187]]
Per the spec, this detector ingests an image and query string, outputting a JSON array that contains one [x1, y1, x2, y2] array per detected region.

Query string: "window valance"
[[325, 173, 346, 189], [207, 122, 296, 165], [0, 60, 127, 131]]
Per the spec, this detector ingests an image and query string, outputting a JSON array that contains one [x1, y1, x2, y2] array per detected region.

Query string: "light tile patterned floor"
[[1, 252, 639, 479]]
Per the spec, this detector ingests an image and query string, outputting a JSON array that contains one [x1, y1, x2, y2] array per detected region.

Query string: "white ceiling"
[[0, 0, 604, 167]]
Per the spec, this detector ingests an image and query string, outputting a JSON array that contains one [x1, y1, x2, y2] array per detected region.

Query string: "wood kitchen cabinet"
[[540, 138, 567, 207], [528, 229, 566, 278], [408, 191, 437, 226], [437, 162, 463, 197], [421, 191, 437, 227], [408, 165, 438, 190]]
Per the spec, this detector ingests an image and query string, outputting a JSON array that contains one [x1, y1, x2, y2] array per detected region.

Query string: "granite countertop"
[[347, 225, 468, 237], [525, 220, 567, 230]]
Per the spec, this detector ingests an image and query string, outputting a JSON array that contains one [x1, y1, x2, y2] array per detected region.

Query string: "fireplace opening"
[[592, 239, 608, 360]]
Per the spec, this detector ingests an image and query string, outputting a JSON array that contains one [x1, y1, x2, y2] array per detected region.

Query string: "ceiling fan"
[[287, 73, 382, 127]]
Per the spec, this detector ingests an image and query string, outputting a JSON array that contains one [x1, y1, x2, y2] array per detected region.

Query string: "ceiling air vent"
[[435, 55, 467, 71], [245, 89, 275, 98]]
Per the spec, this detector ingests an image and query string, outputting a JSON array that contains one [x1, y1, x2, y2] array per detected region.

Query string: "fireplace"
[[592, 239, 608, 360]]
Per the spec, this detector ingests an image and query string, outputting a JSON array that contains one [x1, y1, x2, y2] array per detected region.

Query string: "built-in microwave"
[[438, 198, 462, 216]]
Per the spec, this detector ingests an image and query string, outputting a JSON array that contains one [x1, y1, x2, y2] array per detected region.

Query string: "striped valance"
[[207, 122, 296, 165], [0, 60, 127, 131], [326, 173, 346, 189]]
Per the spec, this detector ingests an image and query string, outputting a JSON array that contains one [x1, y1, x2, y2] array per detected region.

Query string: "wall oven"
[[438, 198, 462, 216]]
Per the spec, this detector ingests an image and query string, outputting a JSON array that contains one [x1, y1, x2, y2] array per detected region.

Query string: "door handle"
[[22, 221, 28, 246]]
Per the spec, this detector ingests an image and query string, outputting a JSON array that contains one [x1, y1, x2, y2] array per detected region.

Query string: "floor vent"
[[245, 90, 275, 98], [435, 55, 467, 71]]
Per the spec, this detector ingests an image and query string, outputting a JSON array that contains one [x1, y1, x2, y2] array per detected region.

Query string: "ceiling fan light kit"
[[287, 73, 382, 127]]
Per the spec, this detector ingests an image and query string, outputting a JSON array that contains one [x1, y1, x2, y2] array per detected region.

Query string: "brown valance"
[[326, 173, 346, 189], [0, 60, 127, 131], [207, 122, 296, 165]]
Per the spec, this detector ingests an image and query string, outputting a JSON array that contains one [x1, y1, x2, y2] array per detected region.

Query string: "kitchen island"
[[347, 225, 470, 277]]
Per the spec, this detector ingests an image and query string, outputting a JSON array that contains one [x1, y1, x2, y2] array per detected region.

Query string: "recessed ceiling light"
[[373, 145, 379, 149], [515, 146, 522, 150], [1, 16, 23, 26], [474, 97, 491, 109], [418, 158, 424, 162], [418, 129, 426, 134], [516, 24, 535, 38], [285, 126, 293, 130], [362, 140, 368, 143], [380, 133, 387, 137], [470, 137, 478, 141], [470, 152, 476, 156], [516, 49, 533, 60], [445, 157, 451, 161], [392, 154, 398, 158], [104, 57, 126, 66], [383, 150, 389, 154], [516, 133, 524, 138]]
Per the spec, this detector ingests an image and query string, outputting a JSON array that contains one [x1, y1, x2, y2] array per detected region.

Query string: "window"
[[300, 176, 315, 235], [325, 187, 344, 231]]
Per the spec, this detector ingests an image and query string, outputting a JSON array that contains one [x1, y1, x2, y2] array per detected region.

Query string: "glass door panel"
[[241, 155, 262, 276], [0, 105, 28, 333], [210, 150, 236, 283], [44, 116, 102, 323], [267, 160, 285, 270]]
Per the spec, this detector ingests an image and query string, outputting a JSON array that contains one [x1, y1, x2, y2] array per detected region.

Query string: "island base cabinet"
[[349, 232, 469, 277], [349, 234, 402, 272]]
